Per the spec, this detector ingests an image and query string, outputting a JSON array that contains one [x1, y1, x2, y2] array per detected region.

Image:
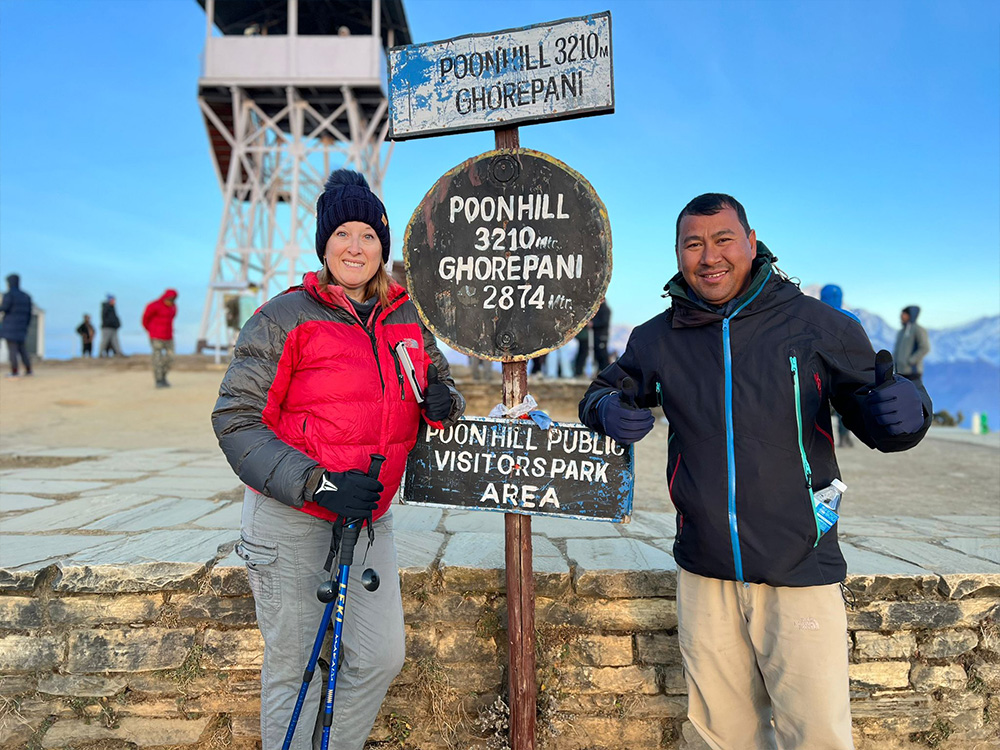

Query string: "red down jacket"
[[212, 272, 464, 523], [142, 289, 178, 341]]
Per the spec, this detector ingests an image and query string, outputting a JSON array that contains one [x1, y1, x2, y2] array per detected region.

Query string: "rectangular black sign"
[[400, 417, 633, 523]]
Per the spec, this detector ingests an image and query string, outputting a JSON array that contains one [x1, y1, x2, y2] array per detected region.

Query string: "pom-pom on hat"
[[315, 170, 391, 264]]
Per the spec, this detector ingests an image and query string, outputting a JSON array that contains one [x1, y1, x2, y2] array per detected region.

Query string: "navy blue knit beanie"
[[315, 170, 391, 264]]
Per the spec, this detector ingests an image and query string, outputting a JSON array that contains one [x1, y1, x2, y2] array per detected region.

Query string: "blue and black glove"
[[597, 377, 655, 445], [423, 364, 453, 421], [313, 469, 383, 521], [863, 350, 925, 437]]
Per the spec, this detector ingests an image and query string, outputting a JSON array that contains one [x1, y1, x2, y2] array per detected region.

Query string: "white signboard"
[[388, 12, 614, 140]]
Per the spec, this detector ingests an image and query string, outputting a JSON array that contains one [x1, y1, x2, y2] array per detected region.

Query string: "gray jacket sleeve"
[[421, 323, 466, 425], [910, 325, 931, 369], [211, 308, 322, 508]]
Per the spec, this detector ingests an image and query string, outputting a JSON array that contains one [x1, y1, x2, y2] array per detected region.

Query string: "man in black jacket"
[[579, 194, 930, 749], [0, 274, 33, 377], [100, 294, 123, 357]]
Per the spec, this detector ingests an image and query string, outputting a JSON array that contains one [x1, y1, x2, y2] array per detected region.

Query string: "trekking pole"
[[281, 453, 386, 750]]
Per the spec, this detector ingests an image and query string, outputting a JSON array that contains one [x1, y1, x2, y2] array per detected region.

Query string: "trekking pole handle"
[[338, 454, 387, 567], [366, 454, 386, 480]]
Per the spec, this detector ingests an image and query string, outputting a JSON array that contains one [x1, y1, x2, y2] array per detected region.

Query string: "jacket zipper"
[[790, 355, 822, 546], [388, 344, 406, 401], [722, 318, 745, 582], [721, 267, 773, 584], [365, 323, 386, 395]]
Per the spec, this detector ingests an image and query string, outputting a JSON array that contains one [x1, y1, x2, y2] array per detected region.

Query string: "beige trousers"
[[676, 567, 854, 750]]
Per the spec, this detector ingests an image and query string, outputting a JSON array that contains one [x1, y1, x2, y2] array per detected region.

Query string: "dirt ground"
[[1, 357, 997, 520]]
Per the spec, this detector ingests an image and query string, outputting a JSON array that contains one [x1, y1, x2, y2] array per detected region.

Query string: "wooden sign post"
[[390, 16, 615, 749]]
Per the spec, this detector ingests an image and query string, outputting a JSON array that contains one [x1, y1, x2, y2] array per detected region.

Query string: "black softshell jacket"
[[580, 269, 932, 587]]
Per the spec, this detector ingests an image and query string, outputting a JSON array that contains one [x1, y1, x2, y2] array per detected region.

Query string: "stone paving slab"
[[440, 509, 507, 534], [396, 529, 446, 572], [850, 537, 1000, 574], [215, 546, 241, 568], [52, 530, 239, 593], [621, 510, 678, 540], [77, 456, 188, 473], [62, 529, 238, 566], [567, 537, 676, 572], [0, 493, 56, 513], [9, 447, 114, 458], [0, 493, 159, 532], [158, 466, 240, 479], [840, 542, 931, 575], [838, 518, 920, 537], [937, 538, 1000, 564], [192, 502, 242, 530], [440, 532, 567, 575], [891, 517, 993, 538], [935, 515, 1000, 535], [0, 534, 122, 569], [60, 469, 149, 482], [0, 478, 111, 495], [568, 537, 677, 597], [109, 476, 242, 497], [392, 504, 442, 532], [82, 497, 224, 532], [531, 515, 625, 538]]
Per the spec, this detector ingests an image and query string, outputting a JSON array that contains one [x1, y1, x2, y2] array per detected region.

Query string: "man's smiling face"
[[676, 206, 757, 306]]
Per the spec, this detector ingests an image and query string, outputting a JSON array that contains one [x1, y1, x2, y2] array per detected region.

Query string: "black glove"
[[597, 378, 655, 445], [313, 469, 383, 520], [863, 350, 925, 437], [423, 364, 452, 421]]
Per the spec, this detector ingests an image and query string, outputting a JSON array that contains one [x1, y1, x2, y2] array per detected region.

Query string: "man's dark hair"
[[675, 193, 751, 246]]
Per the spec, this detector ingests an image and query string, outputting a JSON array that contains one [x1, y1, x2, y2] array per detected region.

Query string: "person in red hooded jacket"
[[142, 289, 177, 388], [212, 170, 464, 750]]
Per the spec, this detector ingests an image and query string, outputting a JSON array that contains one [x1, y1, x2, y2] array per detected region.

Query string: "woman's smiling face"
[[324, 221, 383, 301]]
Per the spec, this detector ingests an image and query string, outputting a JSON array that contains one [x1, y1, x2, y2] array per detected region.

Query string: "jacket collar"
[[666, 259, 796, 328], [300, 271, 408, 322]]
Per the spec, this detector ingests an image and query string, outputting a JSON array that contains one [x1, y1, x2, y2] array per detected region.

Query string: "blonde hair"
[[318, 263, 392, 308]]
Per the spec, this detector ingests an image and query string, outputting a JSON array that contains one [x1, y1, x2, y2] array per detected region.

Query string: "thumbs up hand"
[[597, 376, 655, 445], [863, 350, 924, 436], [423, 364, 453, 421]]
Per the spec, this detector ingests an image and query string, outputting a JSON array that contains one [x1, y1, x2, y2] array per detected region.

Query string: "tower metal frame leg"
[[196, 85, 394, 352]]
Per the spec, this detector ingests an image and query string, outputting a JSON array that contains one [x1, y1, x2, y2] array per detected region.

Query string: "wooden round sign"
[[403, 148, 612, 361]]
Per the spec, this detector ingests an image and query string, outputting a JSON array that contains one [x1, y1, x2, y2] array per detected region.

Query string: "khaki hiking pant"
[[237, 489, 405, 750], [677, 567, 853, 750]]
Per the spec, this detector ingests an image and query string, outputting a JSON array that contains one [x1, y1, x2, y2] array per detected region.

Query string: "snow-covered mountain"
[[849, 309, 897, 354], [850, 312, 1000, 367]]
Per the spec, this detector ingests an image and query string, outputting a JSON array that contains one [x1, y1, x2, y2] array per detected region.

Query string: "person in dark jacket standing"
[[99, 294, 123, 357], [579, 194, 931, 750], [76, 314, 96, 357], [212, 170, 465, 750], [573, 299, 612, 377], [893, 305, 931, 387], [142, 289, 178, 388], [0, 274, 33, 377], [820, 284, 860, 447], [591, 298, 612, 372]]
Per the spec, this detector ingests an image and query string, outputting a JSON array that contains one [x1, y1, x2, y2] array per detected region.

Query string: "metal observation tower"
[[195, 0, 411, 352]]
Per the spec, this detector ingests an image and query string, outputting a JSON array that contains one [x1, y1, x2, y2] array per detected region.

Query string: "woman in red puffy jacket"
[[212, 170, 464, 750]]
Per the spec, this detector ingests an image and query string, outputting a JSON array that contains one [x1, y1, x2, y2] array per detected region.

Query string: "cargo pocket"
[[234, 537, 280, 611]]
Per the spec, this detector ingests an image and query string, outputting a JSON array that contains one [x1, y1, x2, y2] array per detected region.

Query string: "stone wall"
[[1, 562, 998, 750]]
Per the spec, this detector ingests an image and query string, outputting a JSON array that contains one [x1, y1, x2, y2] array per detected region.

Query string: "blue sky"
[[1, 0, 997, 359]]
